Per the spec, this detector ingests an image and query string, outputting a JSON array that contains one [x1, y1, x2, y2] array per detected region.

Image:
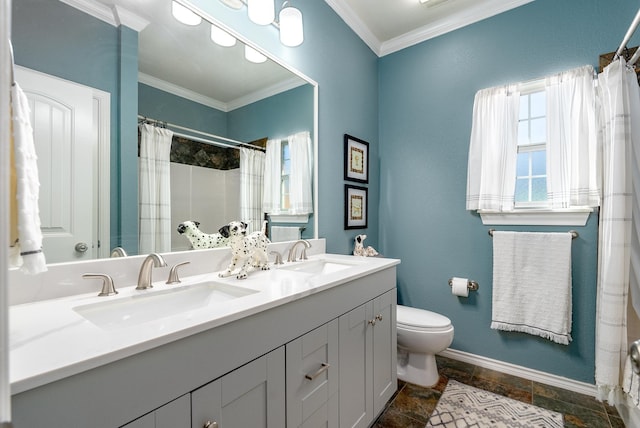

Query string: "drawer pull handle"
[[204, 421, 218, 428], [305, 363, 330, 380]]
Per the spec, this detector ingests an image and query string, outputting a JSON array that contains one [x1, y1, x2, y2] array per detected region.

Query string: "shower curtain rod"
[[137, 115, 265, 151], [616, 7, 640, 64]]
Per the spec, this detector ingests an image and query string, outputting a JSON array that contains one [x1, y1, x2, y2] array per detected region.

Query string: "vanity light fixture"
[[171, 1, 202, 26], [211, 24, 237, 47], [279, 1, 304, 47], [244, 45, 268, 63], [247, 0, 275, 25]]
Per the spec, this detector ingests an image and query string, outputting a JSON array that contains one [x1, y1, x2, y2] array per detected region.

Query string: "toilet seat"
[[397, 305, 452, 332]]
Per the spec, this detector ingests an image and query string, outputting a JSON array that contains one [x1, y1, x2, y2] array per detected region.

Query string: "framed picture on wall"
[[345, 185, 368, 229], [344, 134, 369, 183]]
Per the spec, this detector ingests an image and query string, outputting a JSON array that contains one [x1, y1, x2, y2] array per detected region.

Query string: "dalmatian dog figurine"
[[218, 220, 270, 279], [177, 220, 229, 249], [353, 234, 379, 257]]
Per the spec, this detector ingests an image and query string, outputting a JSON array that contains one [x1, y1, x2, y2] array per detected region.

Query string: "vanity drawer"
[[286, 318, 339, 427]]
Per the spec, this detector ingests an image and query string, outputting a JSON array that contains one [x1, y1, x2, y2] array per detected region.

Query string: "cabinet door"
[[191, 347, 285, 428], [338, 302, 373, 428], [372, 290, 397, 415], [286, 319, 339, 428], [120, 394, 190, 428]]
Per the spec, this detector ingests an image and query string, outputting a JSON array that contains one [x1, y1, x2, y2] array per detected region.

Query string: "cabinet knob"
[[376, 314, 383, 322], [368, 319, 376, 326], [203, 421, 219, 428]]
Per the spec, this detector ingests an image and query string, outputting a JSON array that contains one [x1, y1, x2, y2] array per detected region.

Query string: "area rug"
[[425, 380, 563, 428]]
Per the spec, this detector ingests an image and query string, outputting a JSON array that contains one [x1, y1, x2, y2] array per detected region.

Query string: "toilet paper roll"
[[451, 277, 469, 297]]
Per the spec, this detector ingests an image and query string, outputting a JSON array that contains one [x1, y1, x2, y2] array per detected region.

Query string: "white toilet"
[[396, 304, 454, 387]]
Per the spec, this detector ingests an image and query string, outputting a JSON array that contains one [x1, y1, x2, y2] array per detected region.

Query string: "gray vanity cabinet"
[[120, 394, 190, 428], [338, 289, 397, 428], [191, 347, 286, 428], [286, 318, 339, 427]]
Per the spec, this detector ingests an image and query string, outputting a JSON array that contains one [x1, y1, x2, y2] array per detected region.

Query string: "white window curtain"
[[263, 132, 313, 215], [139, 124, 173, 254], [240, 147, 266, 234], [466, 84, 520, 211], [262, 138, 281, 215], [546, 65, 601, 208], [596, 58, 640, 404], [289, 131, 313, 214]]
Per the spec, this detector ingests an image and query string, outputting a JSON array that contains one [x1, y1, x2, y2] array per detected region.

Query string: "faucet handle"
[[270, 251, 283, 265], [83, 273, 118, 297], [166, 261, 190, 284]]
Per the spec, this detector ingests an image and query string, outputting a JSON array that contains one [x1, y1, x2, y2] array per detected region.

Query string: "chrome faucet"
[[83, 273, 118, 297], [110, 246, 128, 257], [287, 240, 311, 262], [136, 253, 167, 290]]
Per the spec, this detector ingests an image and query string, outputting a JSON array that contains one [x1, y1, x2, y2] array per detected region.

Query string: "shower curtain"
[[139, 123, 173, 254], [240, 147, 265, 234], [595, 58, 640, 404]]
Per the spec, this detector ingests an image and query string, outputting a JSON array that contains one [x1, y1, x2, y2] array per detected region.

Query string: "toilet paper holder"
[[448, 278, 479, 291]]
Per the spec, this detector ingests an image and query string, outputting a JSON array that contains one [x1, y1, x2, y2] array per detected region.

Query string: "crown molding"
[[326, 0, 534, 58], [139, 73, 228, 112], [226, 77, 307, 111], [324, 0, 383, 56], [59, 0, 148, 31]]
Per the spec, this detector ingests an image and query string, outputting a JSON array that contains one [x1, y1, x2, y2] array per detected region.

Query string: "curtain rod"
[[137, 115, 265, 151], [616, 8, 640, 59]]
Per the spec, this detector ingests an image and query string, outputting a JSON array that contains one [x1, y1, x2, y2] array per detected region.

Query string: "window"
[[516, 86, 547, 207]]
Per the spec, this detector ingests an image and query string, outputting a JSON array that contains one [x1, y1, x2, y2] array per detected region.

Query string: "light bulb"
[[279, 2, 303, 47], [248, 0, 275, 25], [245, 45, 267, 63], [211, 24, 237, 47], [171, 1, 202, 26]]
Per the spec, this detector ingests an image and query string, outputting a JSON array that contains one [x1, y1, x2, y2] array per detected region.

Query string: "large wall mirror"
[[11, 0, 317, 264]]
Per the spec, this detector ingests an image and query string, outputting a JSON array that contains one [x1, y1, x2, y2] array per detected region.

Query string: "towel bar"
[[487, 229, 578, 239], [448, 278, 479, 291]]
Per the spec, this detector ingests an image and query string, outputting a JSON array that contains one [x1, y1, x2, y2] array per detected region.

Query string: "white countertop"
[[10, 254, 399, 394]]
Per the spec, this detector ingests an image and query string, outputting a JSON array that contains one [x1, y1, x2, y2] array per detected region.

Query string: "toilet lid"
[[397, 305, 452, 329]]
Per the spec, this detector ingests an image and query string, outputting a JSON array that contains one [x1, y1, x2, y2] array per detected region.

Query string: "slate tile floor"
[[373, 355, 625, 428]]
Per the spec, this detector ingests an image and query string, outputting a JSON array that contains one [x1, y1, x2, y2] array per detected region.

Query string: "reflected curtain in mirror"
[[139, 124, 173, 253], [240, 148, 266, 233], [263, 131, 313, 216]]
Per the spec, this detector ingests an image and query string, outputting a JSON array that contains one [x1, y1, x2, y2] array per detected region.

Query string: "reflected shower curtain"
[[596, 58, 640, 403], [263, 138, 282, 215], [139, 124, 173, 254], [240, 148, 265, 234]]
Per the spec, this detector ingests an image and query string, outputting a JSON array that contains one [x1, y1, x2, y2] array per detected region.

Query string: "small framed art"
[[345, 184, 368, 229], [344, 134, 369, 183]]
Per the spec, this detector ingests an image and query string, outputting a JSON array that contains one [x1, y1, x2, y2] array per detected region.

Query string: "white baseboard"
[[439, 348, 597, 397]]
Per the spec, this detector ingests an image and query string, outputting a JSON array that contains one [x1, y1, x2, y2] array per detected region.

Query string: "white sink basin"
[[73, 282, 258, 330], [279, 259, 358, 275]]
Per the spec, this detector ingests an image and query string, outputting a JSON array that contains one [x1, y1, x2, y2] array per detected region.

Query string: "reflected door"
[[15, 67, 96, 263]]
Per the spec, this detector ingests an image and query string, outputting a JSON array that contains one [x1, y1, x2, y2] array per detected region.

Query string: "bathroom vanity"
[[9, 243, 399, 427]]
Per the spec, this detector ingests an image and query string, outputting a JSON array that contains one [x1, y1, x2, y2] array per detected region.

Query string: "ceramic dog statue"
[[218, 220, 270, 279], [177, 220, 229, 249], [353, 234, 379, 257]]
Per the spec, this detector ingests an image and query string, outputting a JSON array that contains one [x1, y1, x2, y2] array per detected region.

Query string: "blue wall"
[[15, 0, 640, 384], [378, 0, 640, 383]]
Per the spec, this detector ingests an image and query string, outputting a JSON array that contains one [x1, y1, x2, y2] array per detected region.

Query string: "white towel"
[[490, 231, 572, 345], [11, 82, 47, 274], [271, 226, 301, 242]]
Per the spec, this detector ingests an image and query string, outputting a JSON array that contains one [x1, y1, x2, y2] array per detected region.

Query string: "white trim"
[[326, 0, 533, 57], [139, 72, 227, 111], [269, 214, 309, 224], [439, 348, 598, 397], [59, 0, 149, 32], [226, 77, 308, 111], [478, 208, 593, 226], [93, 90, 111, 259]]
